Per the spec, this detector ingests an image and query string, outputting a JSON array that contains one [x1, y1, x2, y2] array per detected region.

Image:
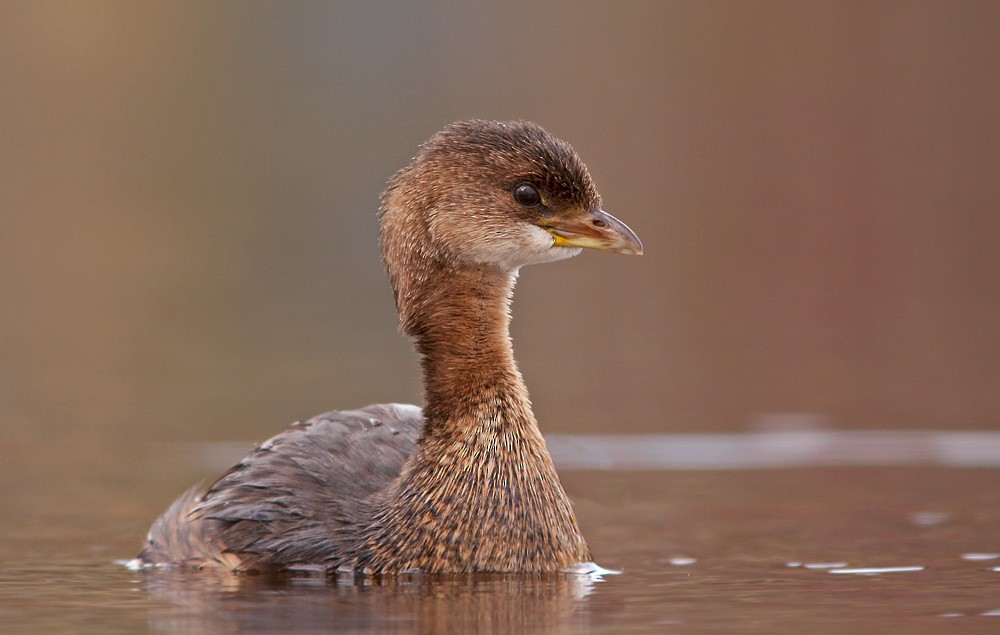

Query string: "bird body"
[[139, 120, 642, 574]]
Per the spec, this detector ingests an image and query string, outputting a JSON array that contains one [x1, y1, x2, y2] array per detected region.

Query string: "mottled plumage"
[[139, 120, 642, 574]]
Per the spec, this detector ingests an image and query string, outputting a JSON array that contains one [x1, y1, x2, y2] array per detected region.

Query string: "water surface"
[[4, 430, 1000, 633]]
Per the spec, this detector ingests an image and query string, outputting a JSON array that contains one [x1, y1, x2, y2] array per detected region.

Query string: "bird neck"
[[410, 264, 529, 435], [351, 262, 592, 572]]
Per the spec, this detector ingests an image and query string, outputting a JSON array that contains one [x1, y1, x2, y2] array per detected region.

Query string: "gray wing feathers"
[[140, 403, 422, 570]]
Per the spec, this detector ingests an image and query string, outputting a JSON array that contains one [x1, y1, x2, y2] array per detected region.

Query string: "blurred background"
[[2, 0, 998, 451]]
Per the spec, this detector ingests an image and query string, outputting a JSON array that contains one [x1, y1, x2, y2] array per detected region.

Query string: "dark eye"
[[513, 183, 541, 208]]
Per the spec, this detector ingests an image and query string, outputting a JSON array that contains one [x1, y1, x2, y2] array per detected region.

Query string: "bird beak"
[[537, 208, 644, 255]]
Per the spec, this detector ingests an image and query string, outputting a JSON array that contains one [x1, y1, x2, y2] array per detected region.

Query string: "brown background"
[[2, 1, 998, 442]]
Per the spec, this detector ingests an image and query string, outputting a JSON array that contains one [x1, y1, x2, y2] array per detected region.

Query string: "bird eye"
[[513, 183, 541, 208]]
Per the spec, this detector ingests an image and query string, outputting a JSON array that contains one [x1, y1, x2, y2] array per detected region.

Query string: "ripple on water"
[[961, 553, 1000, 561], [827, 566, 925, 575]]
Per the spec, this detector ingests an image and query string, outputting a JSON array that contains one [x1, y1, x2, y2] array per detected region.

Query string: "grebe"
[[139, 120, 642, 574]]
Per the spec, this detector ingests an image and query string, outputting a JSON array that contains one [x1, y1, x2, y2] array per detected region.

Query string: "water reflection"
[[961, 553, 1000, 561], [826, 566, 924, 575], [139, 568, 605, 633], [546, 430, 1000, 470]]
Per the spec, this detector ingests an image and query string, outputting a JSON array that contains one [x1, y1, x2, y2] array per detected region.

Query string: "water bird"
[[139, 120, 643, 574]]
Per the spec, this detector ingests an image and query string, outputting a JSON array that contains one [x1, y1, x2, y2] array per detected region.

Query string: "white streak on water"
[[545, 431, 1000, 470], [828, 566, 925, 575], [962, 553, 1000, 561]]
